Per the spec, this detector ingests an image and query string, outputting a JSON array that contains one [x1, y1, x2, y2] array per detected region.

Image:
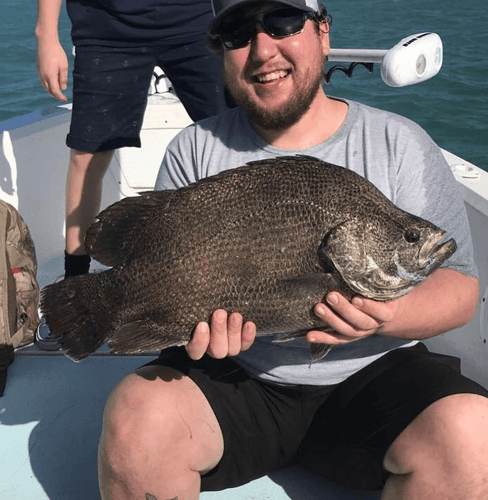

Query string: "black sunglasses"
[[210, 7, 314, 50]]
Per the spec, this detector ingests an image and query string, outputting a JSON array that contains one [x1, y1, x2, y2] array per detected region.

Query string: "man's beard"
[[224, 65, 324, 131]]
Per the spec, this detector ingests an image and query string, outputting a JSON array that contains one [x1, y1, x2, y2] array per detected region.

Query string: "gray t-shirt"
[[155, 98, 477, 386]]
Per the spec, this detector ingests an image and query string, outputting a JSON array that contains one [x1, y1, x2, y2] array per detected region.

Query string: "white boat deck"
[[1, 352, 381, 500], [1, 91, 487, 499]]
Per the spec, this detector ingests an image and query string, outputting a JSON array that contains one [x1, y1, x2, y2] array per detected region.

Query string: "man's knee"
[[384, 393, 488, 498], [99, 366, 224, 478], [69, 149, 114, 178]]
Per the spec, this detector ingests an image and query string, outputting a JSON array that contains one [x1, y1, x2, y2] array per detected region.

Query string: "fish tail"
[[40, 274, 107, 360]]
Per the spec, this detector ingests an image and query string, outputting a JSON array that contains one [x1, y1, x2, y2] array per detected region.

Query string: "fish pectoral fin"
[[281, 273, 338, 299], [309, 342, 333, 362], [108, 319, 185, 355], [281, 272, 354, 302]]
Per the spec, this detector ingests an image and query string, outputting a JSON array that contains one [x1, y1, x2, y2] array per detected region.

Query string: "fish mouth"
[[342, 235, 458, 302], [419, 233, 457, 270]]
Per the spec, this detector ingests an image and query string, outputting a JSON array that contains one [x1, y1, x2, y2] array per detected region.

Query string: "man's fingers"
[[226, 312, 244, 356], [48, 75, 68, 102], [323, 293, 380, 333], [60, 64, 68, 92], [207, 309, 231, 358], [306, 328, 357, 346], [351, 296, 395, 325], [186, 321, 210, 360], [187, 310, 257, 360], [241, 321, 257, 352]]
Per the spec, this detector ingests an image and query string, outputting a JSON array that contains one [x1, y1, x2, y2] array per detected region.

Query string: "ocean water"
[[0, 0, 487, 170]]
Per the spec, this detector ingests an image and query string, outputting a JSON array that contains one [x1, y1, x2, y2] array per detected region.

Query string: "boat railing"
[[327, 32, 442, 86]]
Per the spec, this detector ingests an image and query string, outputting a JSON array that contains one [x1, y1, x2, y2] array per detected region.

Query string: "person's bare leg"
[[382, 393, 488, 500], [98, 366, 224, 500], [65, 149, 114, 255]]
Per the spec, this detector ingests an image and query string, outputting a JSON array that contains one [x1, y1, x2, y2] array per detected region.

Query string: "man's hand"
[[306, 292, 400, 346], [186, 309, 257, 360], [36, 39, 69, 102]]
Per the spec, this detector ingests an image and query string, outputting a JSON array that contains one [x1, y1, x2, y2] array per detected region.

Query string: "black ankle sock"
[[64, 251, 91, 278]]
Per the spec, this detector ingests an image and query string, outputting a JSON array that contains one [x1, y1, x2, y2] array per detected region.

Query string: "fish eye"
[[404, 230, 420, 243]]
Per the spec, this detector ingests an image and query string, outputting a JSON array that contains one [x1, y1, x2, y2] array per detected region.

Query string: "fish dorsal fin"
[[244, 155, 325, 169], [85, 190, 175, 267]]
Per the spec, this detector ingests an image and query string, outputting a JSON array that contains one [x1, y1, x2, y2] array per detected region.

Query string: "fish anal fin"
[[108, 319, 187, 355]]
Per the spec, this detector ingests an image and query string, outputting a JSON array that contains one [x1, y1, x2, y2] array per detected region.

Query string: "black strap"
[[0, 367, 7, 397], [0, 345, 14, 397]]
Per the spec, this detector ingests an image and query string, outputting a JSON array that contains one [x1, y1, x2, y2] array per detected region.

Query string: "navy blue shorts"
[[67, 40, 233, 153], [147, 343, 488, 492]]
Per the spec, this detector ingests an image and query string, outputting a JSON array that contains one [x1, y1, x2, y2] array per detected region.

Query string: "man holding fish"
[[97, 1, 488, 499]]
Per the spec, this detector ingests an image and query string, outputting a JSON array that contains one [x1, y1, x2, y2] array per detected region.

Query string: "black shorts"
[[147, 343, 488, 492], [67, 41, 233, 153]]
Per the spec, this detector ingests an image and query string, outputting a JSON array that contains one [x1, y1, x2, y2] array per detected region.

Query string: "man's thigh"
[[147, 347, 335, 491], [298, 343, 488, 491]]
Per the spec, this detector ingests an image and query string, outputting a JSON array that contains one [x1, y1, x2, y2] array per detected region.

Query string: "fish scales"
[[40, 156, 456, 360]]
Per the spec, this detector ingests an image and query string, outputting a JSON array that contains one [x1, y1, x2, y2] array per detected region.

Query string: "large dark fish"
[[40, 156, 456, 361]]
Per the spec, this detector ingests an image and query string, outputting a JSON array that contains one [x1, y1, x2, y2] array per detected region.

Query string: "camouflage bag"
[[0, 200, 39, 396]]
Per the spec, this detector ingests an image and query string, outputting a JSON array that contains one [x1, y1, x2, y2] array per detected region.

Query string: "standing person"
[[35, 0, 234, 279], [98, 1, 488, 499]]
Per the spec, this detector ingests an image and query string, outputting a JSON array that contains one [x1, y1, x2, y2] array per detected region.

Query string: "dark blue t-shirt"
[[67, 0, 215, 46]]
